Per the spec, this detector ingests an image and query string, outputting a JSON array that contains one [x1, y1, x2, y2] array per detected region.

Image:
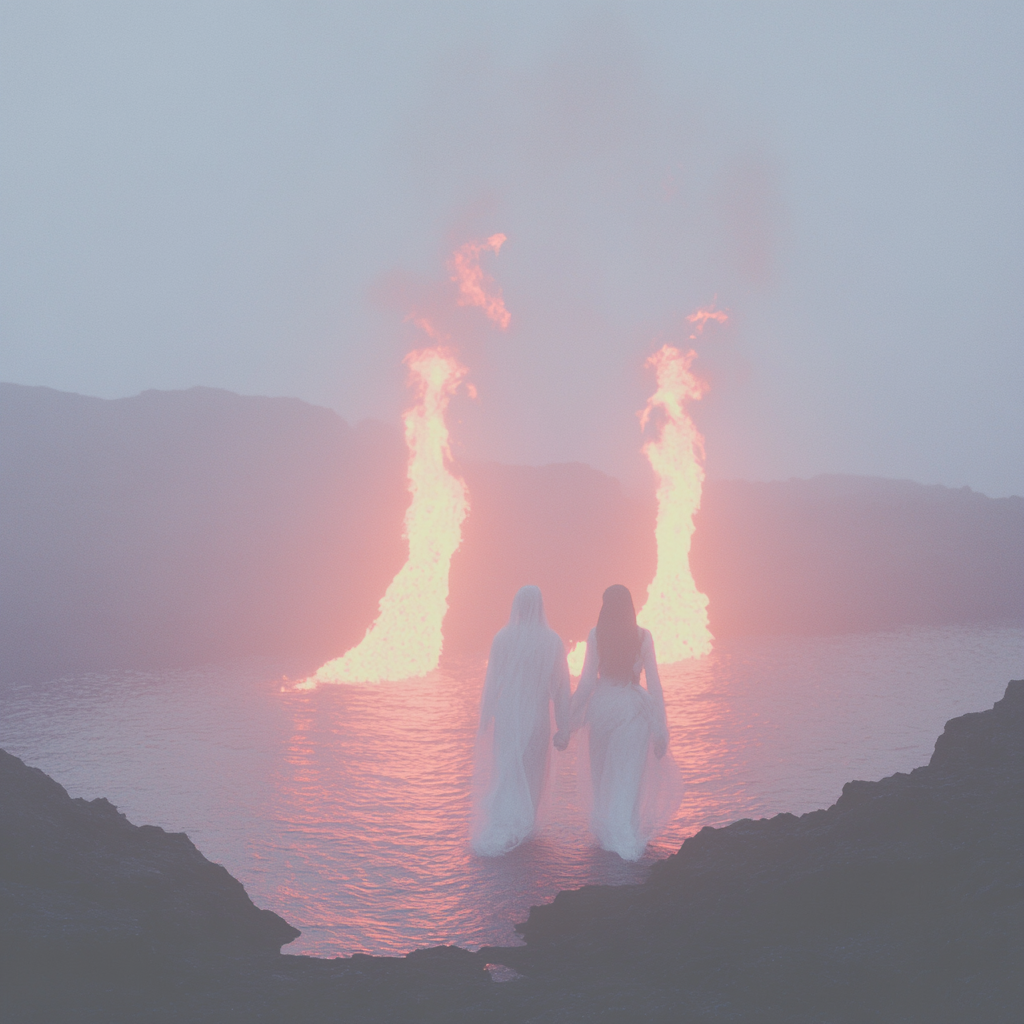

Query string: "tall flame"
[[303, 348, 470, 686], [448, 234, 511, 328], [635, 325, 718, 662]]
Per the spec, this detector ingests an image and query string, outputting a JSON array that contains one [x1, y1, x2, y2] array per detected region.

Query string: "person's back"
[[471, 585, 570, 856], [569, 585, 681, 860]]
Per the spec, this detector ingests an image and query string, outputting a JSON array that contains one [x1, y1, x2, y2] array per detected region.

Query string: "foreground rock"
[[2, 682, 1021, 1023], [0, 749, 300, 965], [487, 679, 1023, 1022]]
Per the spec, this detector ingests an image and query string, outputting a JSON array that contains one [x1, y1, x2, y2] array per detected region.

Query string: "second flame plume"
[[567, 640, 587, 677], [635, 307, 725, 662], [566, 307, 725, 672]]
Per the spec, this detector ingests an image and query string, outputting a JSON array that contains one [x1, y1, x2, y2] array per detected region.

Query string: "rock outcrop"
[[486, 678, 1024, 1022], [0, 748, 299, 967]]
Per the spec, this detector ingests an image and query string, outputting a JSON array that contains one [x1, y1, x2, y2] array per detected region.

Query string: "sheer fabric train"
[[471, 586, 570, 856], [571, 627, 683, 861]]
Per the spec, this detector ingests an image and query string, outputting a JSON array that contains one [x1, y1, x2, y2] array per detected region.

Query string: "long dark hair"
[[595, 584, 641, 682]]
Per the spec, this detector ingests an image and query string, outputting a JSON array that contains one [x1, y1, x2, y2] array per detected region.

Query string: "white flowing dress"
[[471, 599, 570, 857], [570, 627, 683, 861]]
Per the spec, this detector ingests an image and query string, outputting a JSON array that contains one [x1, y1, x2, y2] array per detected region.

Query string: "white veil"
[[471, 585, 569, 856], [479, 586, 560, 726]]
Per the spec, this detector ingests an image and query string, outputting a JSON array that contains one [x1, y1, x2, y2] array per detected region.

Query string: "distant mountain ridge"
[[2, 382, 1021, 681], [692, 474, 1023, 636]]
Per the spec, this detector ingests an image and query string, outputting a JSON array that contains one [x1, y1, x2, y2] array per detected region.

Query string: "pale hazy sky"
[[2, 2, 1022, 496]]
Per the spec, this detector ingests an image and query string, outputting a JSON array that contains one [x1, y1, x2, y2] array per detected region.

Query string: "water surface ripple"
[[1, 625, 1020, 956]]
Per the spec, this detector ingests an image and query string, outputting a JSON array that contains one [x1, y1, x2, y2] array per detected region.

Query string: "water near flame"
[[449, 234, 511, 328], [635, 325, 719, 662], [302, 348, 470, 686]]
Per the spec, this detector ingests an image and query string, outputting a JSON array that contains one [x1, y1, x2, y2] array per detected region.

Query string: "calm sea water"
[[1, 625, 1021, 958]]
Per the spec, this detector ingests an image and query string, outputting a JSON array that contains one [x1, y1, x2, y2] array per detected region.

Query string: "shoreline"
[[2, 680, 1021, 1022]]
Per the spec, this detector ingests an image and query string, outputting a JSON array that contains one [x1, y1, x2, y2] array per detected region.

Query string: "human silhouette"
[[570, 584, 683, 860], [471, 585, 570, 856]]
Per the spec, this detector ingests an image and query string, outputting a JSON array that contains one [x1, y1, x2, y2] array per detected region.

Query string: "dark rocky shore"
[[3, 681, 1021, 1023]]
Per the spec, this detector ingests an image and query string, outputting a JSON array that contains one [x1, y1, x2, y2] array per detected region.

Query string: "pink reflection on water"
[[267, 657, 651, 954], [269, 661, 484, 951], [2, 628, 1017, 958], [262, 631, 1021, 956]]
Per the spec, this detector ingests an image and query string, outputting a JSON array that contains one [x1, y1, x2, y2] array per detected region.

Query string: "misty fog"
[[1, 3, 1021, 497]]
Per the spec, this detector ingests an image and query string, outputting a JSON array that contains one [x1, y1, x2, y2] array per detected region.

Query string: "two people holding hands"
[[471, 583, 681, 862]]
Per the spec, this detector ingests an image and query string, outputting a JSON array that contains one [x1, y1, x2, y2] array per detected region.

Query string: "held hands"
[[552, 729, 569, 751]]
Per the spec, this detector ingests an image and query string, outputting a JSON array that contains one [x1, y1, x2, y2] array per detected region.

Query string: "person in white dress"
[[471, 585, 571, 856], [570, 584, 683, 861]]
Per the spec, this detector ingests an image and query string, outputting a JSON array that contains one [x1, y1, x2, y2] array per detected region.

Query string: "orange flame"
[[635, 334, 717, 662], [302, 347, 470, 686], [566, 640, 587, 677], [686, 304, 728, 337], [448, 234, 511, 329]]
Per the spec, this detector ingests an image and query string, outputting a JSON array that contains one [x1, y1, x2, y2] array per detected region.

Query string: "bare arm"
[[642, 630, 669, 758], [569, 629, 599, 733]]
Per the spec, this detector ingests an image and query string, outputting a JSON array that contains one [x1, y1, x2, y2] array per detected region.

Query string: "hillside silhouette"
[[2, 383, 1020, 681]]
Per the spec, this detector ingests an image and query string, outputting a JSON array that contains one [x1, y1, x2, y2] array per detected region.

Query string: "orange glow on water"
[[302, 348, 470, 686], [448, 234, 511, 329], [635, 336, 716, 663], [566, 640, 587, 677]]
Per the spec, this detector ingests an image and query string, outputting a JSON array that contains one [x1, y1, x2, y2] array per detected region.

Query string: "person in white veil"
[[471, 585, 571, 856], [570, 584, 683, 861]]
